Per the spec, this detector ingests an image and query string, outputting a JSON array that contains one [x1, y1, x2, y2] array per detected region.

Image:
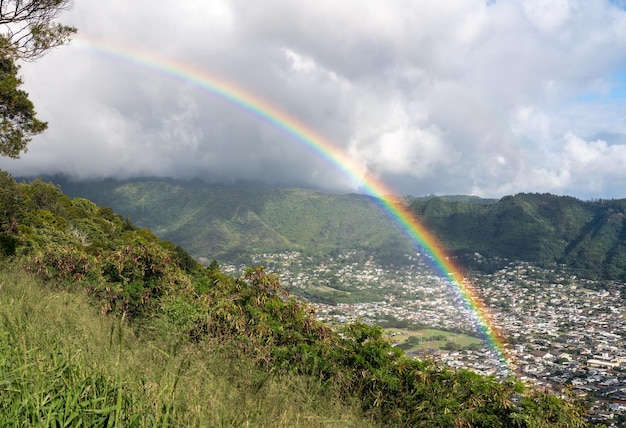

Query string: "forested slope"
[[45, 176, 626, 281], [50, 176, 414, 264], [411, 193, 626, 280]]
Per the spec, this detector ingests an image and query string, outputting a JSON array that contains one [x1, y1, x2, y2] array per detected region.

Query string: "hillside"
[[48, 176, 415, 264], [41, 176, 626, 281], [410, 193, 626, 280], [0, 172, 590, 426]]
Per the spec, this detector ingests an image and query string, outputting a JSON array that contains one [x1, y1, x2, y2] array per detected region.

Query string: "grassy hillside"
[[0, 268, 370, 427], [43, 176, 415, 264], [0, 172, 591, 426]]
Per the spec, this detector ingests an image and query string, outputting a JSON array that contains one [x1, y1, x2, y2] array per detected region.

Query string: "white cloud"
[[471, 133, 626, 197], [563, 133, 626, 173], [523, 0, 571, 31], [3, 0, 626, 198]]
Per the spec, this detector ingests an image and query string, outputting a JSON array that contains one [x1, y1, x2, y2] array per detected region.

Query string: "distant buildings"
[[225, 252, 626, 423]]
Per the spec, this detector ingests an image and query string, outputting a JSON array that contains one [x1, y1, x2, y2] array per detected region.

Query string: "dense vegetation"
[[42, 176, 415, 264], [0, 172, 594, 426], [0, 1, 76, 158], [410, 193, 626, 280], [45, 176, 626, 282]]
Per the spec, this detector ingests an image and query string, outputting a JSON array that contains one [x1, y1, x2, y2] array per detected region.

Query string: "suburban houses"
[[224, 251, 626, 423]]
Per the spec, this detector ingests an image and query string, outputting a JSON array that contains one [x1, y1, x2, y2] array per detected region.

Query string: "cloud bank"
[[2, 0, 626, 199]]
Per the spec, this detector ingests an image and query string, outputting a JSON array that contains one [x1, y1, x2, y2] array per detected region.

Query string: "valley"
[[224, 251, 626, 423], [30, 176, 626, 424]]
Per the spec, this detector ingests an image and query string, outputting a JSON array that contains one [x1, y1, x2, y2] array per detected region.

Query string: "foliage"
[[0, 268, 369, 427], [159, 262, 589, 426], [0, 171, 21, 255], [410, 193, 626, 281], [46, 176, 416, 264], [0, 0, 76, 60], [0, 1, 75, 157], [0, 53, 47, 157], [0, 178, 193, 316], [0, 173, 592, 426]]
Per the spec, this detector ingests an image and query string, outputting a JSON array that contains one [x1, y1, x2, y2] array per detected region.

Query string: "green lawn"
[[384, 328, 483, 352]]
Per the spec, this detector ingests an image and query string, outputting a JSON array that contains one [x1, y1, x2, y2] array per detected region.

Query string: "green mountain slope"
[[46, 176, 415, 263], [46, 176, 626, 281], [37, 177, 626, 280], [411, 193, 626, 280], [0, 172, 590, 426]]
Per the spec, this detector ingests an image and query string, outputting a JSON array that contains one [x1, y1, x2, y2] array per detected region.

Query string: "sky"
[[2, 0, 626, 199]]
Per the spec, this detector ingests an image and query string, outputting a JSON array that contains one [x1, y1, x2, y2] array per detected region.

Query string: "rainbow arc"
[[80, 37, 511, 372]]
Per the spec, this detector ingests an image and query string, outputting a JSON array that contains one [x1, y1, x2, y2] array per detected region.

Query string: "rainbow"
[[77, 37, 511, 372]]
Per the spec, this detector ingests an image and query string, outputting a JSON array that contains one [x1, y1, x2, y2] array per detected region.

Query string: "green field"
[[384, 328, 483, 352]]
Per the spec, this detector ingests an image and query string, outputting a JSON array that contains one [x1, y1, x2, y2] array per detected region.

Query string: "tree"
[[0, 1, 76, 60], [0, 169, 21, 225], [0, 1, 75, 158], [0, 54, 46, 157], [0, 170, 21, 256]]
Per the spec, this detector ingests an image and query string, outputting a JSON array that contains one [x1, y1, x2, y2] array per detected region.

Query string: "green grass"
[[0, 267, 375, 427], [385, 328, 483, 351]]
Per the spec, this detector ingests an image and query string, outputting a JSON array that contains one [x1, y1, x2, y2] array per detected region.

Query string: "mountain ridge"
[[410, 193, 626, 280], [41, 175, 416, 264], [29, 175, 626, 281]]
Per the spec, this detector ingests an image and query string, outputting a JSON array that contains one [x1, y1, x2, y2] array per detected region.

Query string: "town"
[[224, 250, 626, 425]]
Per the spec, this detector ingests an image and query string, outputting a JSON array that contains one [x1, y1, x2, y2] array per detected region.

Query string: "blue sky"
[[2, 0, 626, 199]]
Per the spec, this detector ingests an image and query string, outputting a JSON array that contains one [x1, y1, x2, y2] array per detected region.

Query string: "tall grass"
[[0, 267, 373, 427]]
